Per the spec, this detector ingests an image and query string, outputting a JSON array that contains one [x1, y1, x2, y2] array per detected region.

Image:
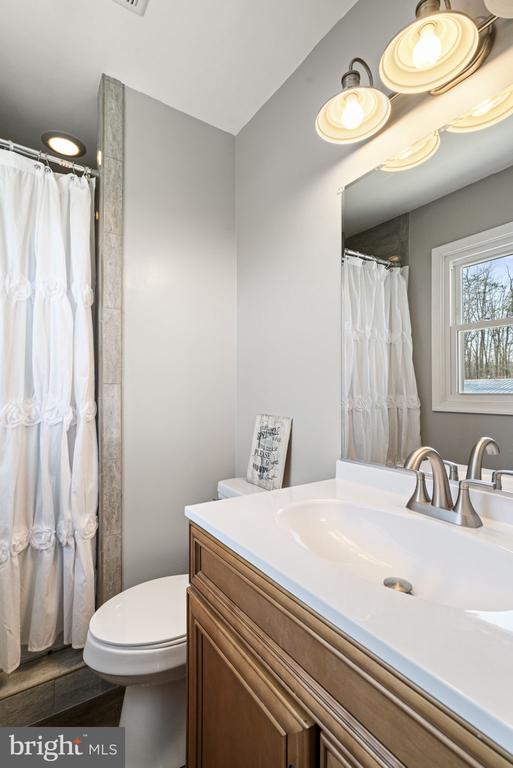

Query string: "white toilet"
[[83, 574, 188, 768], [217, 476, 265, 499], [84, 480, 261, 767]]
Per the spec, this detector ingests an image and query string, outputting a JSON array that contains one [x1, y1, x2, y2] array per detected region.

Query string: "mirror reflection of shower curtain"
[[341, 255, 421, 465], [0, 152, 98, 673]]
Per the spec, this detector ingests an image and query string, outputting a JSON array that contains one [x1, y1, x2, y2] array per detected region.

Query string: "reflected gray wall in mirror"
[[346, 214, 409, 264], [343, 116, 513, 471]]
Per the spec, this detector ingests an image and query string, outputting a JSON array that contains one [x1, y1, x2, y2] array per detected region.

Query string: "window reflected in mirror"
[[460, 254, 513, 394]]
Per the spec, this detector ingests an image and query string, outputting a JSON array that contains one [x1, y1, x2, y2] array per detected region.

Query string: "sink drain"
[[383, 577, 413, 595]]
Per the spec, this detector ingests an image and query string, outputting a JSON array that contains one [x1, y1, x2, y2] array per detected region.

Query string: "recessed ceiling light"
[[41, 132, 86, 158], [381, 131, 441, 172]]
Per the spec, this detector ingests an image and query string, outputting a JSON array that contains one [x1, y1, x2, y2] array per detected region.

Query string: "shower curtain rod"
[[0, 137, 99, 178], [343, 247, 401, 269]]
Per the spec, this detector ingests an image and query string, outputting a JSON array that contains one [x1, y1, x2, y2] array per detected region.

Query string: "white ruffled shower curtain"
[[341, 255, 421, 465], [0, 151, 98, 673]]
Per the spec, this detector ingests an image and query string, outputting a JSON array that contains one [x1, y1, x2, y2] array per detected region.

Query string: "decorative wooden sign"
[[247, 414, 292, 491]]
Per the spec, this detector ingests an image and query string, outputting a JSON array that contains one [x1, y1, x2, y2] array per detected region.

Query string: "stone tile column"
[[96, 74, 124, 604]]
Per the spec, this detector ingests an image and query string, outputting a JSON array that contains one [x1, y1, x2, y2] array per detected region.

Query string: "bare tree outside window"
[[461, 254, 513, 393]]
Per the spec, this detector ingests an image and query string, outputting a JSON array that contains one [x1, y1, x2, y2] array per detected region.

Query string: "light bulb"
[[412, 24, 443, 70], [340, 94, 365, 130], [316, 84, 391, 144]]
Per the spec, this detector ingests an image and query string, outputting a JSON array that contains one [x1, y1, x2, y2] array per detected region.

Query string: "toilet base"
[[120, 674, 186, 768]]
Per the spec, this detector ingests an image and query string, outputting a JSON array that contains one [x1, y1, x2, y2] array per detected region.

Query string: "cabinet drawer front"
[[187, 587, 316, 768], [190, 525, 513, 768]]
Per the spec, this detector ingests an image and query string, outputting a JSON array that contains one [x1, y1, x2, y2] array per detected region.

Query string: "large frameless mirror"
[[341, 84, 513, 487]]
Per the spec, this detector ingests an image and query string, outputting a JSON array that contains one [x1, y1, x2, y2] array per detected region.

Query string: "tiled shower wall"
[[97, 74, 124, 605]]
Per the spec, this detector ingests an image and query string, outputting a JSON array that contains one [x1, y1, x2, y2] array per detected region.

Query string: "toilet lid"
[[89, 574, 188, 648], [217, 477, 266, 498]]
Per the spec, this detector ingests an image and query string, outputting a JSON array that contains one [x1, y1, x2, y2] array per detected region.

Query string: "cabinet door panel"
[[187, 588, 316, 768], [320, 733, 383, 768], [190, 525, 513, 768]]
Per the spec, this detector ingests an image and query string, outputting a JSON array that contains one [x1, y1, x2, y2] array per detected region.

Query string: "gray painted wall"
[[123, 87, 236, 588], [409, 164, 513, 469], [235, 0, 413, 484], [345, 215, 409, 265]]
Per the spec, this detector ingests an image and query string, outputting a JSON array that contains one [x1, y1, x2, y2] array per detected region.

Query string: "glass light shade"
[[381, 131, 441, 172], [484, 0, 513, 18], [446, 85, 513, 132], [315, 86, 391, 144], [379, 12, 479, 94]]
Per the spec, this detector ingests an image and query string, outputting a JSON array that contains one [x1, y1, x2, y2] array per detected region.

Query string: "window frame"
[[432, 220, 513, 415]]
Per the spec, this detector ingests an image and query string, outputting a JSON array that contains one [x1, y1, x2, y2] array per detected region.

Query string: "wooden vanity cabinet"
[[187, 524, 513, 768], [187, 589, 316, 768]]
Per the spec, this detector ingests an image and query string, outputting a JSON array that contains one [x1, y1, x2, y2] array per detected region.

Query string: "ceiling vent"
[[112, 0, 150, 16]]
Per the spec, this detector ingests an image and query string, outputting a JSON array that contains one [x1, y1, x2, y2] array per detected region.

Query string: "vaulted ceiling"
[[0, 0, 358, 165]]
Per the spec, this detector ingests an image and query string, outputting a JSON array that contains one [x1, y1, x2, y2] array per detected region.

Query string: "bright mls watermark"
[[0, 728, 124, 766]]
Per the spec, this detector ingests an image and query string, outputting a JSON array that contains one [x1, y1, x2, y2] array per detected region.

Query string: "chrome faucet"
[[405, 447, 453, 518], [466, 437, 500, 480], [404, 446, 491, 528]]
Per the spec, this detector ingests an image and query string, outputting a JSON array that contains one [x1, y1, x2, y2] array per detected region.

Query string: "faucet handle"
[[491, 470, 513, 491], [443, 460, 459, 481], [406, 469, 431, 512], [453, 478, 493, 528], [461, 479, 495, 491]]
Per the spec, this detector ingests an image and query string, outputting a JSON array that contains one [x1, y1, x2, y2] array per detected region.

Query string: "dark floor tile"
[[34, 688, 124, 728]]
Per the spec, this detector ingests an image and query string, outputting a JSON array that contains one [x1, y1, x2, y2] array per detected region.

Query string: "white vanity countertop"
[[185, 461, 513, 754]]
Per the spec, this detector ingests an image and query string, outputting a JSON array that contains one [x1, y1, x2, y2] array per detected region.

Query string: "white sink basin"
[[276, 499, 513, 612], [187, 460, 513, 751]]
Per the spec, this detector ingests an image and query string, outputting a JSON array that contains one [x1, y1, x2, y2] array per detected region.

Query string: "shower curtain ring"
[[8, 141, 13, 152], [34, 151, 43, 171]]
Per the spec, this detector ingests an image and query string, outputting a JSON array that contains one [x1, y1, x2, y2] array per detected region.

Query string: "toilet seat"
[[89, 574, 188, 648], [84, 574, 188, 679], [84, 631, 187, 679]]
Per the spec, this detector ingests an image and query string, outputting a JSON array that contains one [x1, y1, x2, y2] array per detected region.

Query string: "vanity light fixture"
[[316, 3, 498, 149], [315, 58, 391, 144], [381, 130, 441, 172], [446, 84, 513, 132], [379, 0, 483, 94], [41, 132, 86, 158]]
